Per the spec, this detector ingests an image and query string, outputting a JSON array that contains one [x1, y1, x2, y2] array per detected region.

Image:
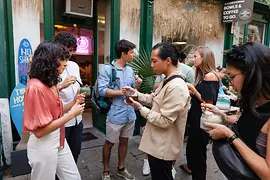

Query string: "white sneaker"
[[116, 168, 135, 180], [102, 174, 111, 180], [172, 167, 177, 180], [142, 159, 150, 176]]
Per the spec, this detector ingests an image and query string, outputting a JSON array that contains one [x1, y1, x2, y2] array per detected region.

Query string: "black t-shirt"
[[237, 102, 270, 154], [187, 79, 219, 127]]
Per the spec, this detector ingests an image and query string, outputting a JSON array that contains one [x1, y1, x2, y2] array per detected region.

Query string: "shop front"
[[0, 0, 118, 171], [93, 0, 270, 134], [1, 0, 270, 164], [223, 0, 270, 67]]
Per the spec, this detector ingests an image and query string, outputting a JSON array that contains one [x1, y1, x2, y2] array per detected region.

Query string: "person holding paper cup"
[[123, 42, 190, 180], [23, 42, 85, 180], [202, 42, 270, 180], [55, 32, 86, 164]]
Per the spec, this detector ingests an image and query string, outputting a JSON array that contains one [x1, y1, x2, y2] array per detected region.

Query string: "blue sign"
[[18, 39, 32, 85], [9, 83, 26, 137]]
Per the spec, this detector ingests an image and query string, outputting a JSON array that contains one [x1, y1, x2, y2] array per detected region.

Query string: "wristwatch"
[[227, 133, 239, 144]]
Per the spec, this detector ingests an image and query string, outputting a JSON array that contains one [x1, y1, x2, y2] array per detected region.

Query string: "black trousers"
[[186, 127, 210, 180], [148, 154, 174, 180], [65, 120, 83, 163]]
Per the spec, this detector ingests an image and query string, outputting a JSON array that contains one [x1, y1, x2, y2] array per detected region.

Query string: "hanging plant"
[[13, 0, 42, 14], [120, 0, 224, 43]]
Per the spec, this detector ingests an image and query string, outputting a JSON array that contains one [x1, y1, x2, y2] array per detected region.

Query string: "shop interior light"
[[98, 16, 105, 24], [54, 24, 68, 30], [98, 19, 105, 24], [174, 42, 187, 45]]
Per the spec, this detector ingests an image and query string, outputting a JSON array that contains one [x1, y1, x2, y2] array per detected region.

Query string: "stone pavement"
[[3, 127, 226, 180]]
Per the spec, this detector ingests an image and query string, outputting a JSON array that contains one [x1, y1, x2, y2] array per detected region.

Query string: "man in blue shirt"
[[98, 39, 142, 180]]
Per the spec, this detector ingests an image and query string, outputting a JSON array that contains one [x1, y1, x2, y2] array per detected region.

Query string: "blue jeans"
[[65, 121, 83, 163]]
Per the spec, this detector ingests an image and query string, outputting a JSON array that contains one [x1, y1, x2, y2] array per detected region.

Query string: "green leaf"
[[128, 48, 156, 93], [182, 44, 196, 55], [139, 76, 156, 94]]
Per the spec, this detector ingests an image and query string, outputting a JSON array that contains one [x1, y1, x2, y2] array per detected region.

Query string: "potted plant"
[[128, 49, 156, 135]]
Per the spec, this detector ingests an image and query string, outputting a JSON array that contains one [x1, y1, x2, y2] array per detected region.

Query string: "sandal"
[[180, 164, 192, 175]]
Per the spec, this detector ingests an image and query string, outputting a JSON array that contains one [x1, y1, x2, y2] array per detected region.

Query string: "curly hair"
[[54, 32, 77, 50], [226, 42, 270, 116], [29, 41, 69, 87]]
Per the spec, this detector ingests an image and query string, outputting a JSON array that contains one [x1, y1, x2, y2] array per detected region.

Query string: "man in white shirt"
[[55, 32, 83, 163]]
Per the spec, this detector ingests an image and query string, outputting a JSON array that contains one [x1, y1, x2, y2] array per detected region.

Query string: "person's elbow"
[[98, 87, 108, 97], [160, 122, 173, 129], [153, 117, 175, 129], [161, 119, 176, 129]]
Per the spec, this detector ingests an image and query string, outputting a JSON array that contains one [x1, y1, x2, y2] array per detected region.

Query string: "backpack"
[[91, 63, 116, 115]]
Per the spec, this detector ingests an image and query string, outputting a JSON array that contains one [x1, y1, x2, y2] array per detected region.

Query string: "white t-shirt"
[[59, 61, 83, 127]]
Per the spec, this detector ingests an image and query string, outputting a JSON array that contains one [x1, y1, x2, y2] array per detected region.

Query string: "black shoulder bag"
[[91, 63, 116, 115], [212, 125, 260, 180]]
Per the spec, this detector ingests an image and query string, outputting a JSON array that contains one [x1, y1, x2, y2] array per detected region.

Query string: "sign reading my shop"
[[18, 38, 32, 85], [222, 0, 254, 23]]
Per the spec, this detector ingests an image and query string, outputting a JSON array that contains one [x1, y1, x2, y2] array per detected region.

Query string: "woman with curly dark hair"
[[23, 41, 85, 180]]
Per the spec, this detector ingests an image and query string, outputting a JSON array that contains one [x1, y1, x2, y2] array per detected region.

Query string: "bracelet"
[[227, 133, 238, 144], [192, 90, 197, 96]]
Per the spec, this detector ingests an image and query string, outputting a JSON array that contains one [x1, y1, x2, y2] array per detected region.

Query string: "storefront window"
[[52, 0, 108, 128], [247, 12, 267, 43], [247, 21, 265, 43], [233, 22, 245, 46], [232, 12, 268, 46]]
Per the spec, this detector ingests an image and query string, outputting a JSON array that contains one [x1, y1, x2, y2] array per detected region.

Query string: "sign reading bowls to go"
[[18, 38, 32, 85], [9, 83, 26, 137], [222, 0, 254, 23]]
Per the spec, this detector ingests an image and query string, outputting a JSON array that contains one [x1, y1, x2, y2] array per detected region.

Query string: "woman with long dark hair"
[[203, 42, 270, 180], [23, 41, 85, 180], [180, 47, 220, 180]]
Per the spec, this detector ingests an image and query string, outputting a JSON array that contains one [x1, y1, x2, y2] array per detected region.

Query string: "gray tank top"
[[256, 131, 267, 158]]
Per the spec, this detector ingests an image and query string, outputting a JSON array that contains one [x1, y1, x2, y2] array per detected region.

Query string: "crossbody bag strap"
[[109, 63, 116, 88], [162, 75, 185, 88]]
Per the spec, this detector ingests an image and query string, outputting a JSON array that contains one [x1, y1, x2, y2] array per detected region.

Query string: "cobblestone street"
[[4, 128, 226, 180]]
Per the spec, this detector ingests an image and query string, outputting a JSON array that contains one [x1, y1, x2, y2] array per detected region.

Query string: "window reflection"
[[247, 22, 265, 43]]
